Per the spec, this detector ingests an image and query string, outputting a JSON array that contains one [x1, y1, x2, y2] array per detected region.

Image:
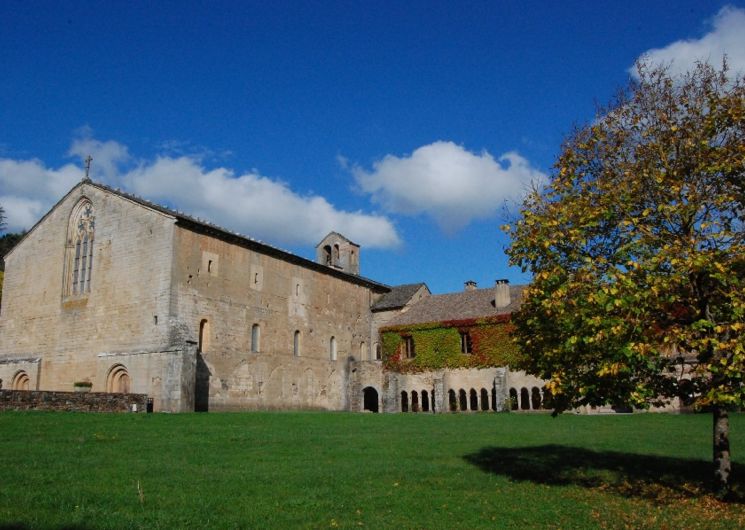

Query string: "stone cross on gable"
[[83, 155, 93, 182]]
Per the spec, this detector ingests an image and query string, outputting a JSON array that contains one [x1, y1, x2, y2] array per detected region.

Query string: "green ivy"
[[381, 316, 524, 373]]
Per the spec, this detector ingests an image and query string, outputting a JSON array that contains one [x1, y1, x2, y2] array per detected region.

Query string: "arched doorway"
[[106, 364, 131, 393], [12, 370, 30, 391], [362, 386, 379, 413]]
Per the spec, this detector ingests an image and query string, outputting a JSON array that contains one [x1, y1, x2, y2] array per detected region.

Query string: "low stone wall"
[[0, 390, 150, 413]]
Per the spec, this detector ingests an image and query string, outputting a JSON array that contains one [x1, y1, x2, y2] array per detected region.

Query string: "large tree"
[[505, 61, 744, 495]]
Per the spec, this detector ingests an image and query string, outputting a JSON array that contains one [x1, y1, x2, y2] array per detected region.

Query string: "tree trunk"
[[713, 405, 730, 497]]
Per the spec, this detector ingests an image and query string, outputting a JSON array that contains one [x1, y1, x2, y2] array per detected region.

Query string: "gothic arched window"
[[64, 199, 95, 297]]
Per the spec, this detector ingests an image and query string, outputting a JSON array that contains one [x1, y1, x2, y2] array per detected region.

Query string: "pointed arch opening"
[[12, 370, 30, 391], [106, 364, 131, 393]]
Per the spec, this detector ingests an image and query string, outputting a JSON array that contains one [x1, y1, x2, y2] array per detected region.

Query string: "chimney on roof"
[[464, 280, 477, 291], [495, 279, 510, 309]]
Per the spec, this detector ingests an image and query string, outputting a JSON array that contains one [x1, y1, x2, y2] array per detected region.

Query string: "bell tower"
[[316, 232, 360, 275]]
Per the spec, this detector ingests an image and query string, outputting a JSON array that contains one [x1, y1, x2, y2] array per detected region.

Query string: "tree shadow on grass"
[[464, 444, 745, 503]]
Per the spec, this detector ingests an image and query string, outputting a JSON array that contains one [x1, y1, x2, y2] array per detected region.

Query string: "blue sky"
[[2, 1, 744, 293]]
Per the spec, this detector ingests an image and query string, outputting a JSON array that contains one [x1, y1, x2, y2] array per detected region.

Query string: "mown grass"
[[1, 411, 744, 529]]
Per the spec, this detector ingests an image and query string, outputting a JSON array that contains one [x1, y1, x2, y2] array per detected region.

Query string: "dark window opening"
[[460, 331, 473, 354], [531, 387, 542, 410], [363, 387, 379, 413], [403, 336, 415, 358], [520, 388, 530, 410], [459, 389, 467, 411]]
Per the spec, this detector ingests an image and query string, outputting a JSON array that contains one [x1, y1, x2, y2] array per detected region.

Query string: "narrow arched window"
[[293, 330, 301, 356], [198, 319, 210, 354], [329, 336, 337, 360], [251, 324, 260, 353], [360, 341, 366, 360], [64, 199, 95, 296], [374, 343, 382, 361]]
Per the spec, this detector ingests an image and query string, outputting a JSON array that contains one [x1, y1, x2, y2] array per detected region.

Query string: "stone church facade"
[[0, 179, 541, 413]]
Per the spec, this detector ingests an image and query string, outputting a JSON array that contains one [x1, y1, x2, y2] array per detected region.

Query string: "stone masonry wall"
[[0, 183, 176, 393], [0, 389, 149, 413], [171, 225, 384, 411]]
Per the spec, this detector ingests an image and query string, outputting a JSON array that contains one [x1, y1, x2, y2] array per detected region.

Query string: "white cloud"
[[69, 136, 131, 181], [0, 158, 82, 231], [123, 156, 400, 248], [0, 138, 401, 249], [632, 6, 745, 78], [352, 141, 547, 232]]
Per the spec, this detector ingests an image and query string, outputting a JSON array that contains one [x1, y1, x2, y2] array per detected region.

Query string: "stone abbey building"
[[0, 178, 544, 412]]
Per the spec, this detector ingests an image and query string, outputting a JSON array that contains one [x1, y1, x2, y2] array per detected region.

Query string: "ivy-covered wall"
[[381, 315, 523, 373]]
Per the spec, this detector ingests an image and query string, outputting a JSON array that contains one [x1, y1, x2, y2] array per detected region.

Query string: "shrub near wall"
[[382, 316, 524, 373]]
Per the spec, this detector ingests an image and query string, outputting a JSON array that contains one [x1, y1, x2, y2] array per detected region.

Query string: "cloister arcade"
[[398, 385, 552, 413]]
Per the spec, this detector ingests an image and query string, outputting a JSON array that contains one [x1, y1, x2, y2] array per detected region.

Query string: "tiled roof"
[[89, 181, 392, 291], [371, 283, 429, 311], [386, 285, 524, 326]]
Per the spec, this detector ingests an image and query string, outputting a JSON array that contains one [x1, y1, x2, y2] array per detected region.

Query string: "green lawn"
[[1, 411, 744, 529]]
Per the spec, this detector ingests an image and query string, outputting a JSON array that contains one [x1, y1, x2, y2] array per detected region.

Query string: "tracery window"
[[64, 199, 95, 297]]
